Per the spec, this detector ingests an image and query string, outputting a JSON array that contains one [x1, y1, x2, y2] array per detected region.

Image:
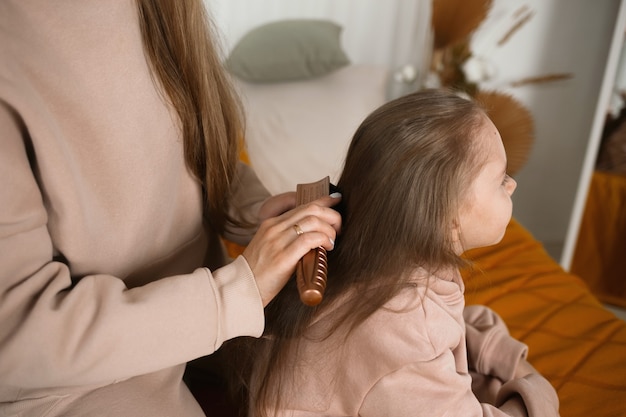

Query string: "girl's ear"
[[450, 217, 464, 254], [450, 217, 460, 239]]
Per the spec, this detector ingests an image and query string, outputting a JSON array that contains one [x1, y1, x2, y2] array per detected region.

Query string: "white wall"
[[205, 0, 432, 85], [471, 0, 624, 262]]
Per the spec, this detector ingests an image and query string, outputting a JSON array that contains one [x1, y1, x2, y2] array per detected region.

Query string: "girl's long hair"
[[135, 0, 244, 233], [239, 90, 487, 416]]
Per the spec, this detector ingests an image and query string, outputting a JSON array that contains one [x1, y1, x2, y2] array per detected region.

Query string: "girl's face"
[[456, 115, 517, 252]]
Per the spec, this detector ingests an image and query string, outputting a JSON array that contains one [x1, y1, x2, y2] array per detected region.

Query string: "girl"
[[240, 89, 559, 416]]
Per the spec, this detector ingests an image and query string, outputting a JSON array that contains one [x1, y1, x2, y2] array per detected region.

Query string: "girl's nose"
[[507, 177, 517, 195]]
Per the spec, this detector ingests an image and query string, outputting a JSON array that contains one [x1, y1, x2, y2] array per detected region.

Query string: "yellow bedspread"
[[463, 218, 626, 417]]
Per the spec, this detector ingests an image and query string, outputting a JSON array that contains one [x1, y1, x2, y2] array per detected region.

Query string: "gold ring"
[[293, 224, 304, 236]]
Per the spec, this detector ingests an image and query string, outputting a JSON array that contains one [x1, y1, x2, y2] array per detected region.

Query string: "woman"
[[0, 1, 340, 416]]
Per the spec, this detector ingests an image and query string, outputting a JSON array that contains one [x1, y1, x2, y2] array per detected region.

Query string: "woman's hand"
[[243, 193, 342, 306]]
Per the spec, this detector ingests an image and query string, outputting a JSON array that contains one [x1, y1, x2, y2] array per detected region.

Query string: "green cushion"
[[226, 19, 350, 83]]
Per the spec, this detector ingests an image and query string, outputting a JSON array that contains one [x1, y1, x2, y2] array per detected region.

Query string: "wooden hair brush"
[[295, 177, 330, 306]]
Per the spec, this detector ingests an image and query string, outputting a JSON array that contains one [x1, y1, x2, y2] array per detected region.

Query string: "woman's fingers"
[[287, 213, 337, 250], [312, 193, 343, 231]]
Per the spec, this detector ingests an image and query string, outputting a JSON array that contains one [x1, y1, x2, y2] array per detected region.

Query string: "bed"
[[190, 14, 626, 417]]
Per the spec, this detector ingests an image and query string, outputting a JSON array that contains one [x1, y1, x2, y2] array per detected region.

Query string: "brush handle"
[[295, 177, 330, 306]]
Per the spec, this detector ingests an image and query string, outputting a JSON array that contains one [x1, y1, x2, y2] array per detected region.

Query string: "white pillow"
[[235, 65, 389, 194]]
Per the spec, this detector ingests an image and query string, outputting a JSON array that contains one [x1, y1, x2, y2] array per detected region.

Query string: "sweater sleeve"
[[464, 305, 528, 382], [0, 106, 264, 391], [222, 162, 272, 246], [464, 305, 560, 417], [359, 353, 558, 417]]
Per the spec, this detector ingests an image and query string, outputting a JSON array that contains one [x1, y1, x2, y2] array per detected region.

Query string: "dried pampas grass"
[[497, 7, 535, 46], [432, 0, 493, 49], [475, 91, 535, 176], [511, 73, 574, 87]]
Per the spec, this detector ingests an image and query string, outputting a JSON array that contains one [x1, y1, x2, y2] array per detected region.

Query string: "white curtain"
[[204, 0, 432, 96]]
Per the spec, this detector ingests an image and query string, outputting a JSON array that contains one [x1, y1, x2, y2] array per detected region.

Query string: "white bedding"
[[235, 65, 389, 194]]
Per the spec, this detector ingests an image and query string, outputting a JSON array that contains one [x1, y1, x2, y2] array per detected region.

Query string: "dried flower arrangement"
[[428, 0, 573, 175]]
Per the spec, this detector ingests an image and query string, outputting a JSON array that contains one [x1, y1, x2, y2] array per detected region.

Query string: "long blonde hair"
[[241, 89, 488, 416], [136, 0, 243, 233]]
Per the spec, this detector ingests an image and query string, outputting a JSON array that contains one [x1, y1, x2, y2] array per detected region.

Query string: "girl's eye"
[[502, 174, 511, 186]]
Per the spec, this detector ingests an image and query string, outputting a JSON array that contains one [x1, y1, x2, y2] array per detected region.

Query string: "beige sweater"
[[0, 1, 268, 415]]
